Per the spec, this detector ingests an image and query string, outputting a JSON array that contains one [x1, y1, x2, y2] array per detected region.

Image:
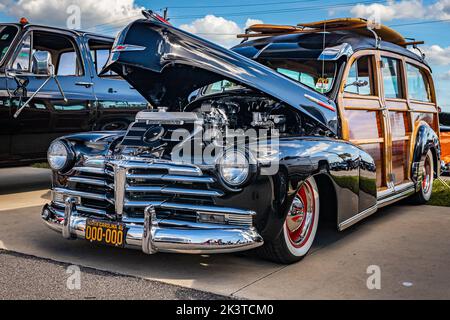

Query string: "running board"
[[339, 205, 378, 231], [377, 183, 416, 208], [339, 183, 416, 231]]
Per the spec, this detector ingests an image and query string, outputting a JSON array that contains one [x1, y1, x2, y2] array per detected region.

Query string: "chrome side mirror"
[[13, 51, 67, 119], [32, 51, 54, 76]]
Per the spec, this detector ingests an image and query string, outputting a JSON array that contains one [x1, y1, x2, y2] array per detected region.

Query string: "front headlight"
[[47, 140, 74, 172], [218, 149, 251, 187]]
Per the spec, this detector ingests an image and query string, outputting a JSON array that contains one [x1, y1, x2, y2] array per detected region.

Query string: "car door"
[[85, 36, 148, 131], [338, 51, 391, 210], [379, 53, 412, 188], [7, 28, 95, 160]]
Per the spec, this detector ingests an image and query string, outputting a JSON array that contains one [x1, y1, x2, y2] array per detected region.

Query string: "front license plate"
[[85, 219, 126, 247]]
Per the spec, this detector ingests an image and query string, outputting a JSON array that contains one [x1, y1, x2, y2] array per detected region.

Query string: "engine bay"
[[119, 92, 324, 159]]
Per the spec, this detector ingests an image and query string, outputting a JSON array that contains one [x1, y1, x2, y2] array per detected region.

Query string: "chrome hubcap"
[[422, 156, 432, 194], [286, 181, 315, 248]]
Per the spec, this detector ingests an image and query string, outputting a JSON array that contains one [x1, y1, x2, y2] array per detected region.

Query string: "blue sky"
[[0, 0, 449, 110]]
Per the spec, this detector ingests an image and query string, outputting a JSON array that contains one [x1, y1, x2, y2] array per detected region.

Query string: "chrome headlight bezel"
[[216, 149, 257, 189], [47, 140, 75, 173]]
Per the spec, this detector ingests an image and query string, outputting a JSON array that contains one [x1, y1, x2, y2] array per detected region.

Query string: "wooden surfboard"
[[238, 18, 407, 46]]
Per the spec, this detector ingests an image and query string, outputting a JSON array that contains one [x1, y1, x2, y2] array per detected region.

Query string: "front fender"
[[218, 137, 377, 241], [276, 137, 377, 230]]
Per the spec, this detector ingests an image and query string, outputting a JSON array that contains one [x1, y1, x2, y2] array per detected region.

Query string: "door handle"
[[75, 82, 94, 88]]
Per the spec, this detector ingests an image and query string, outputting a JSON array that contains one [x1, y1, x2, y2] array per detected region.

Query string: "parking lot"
[[1, 167, 450, 300]]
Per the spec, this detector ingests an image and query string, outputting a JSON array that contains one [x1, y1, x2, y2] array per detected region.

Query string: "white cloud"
[[245, 18, 264, 29], [351, 0, 426, 22], [429, 0, 450, 19], [350, 0, 450, 23], [3, 0, 144, 31], [422, 45, 450, 66], [180, 15, 263, 47]]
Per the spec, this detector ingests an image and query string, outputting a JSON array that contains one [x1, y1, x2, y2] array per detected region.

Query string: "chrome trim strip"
[[377, 182, 415, 201], [114, 164, 127, 217], [125, 185, 224, 197], [73, 167, 105, 175], [377, 186, 415, 208], [159, 219, 250, 230], [338, 205, 378, 231], [161, 202, 256, 216], [109, 160, 202, 176], [53, 203, 107, 217], [127, 173, 215, 184], [54, 188, 107, 202], [67, 177, 109, 187], [78, 205, 107, 216], [123, 200, 256, 216]]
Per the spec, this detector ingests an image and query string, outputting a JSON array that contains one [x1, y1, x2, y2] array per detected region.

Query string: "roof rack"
[[237, 18, 423, 48]]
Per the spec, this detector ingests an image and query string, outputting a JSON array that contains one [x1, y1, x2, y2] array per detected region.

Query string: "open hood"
[[101, 19, 338, 133]]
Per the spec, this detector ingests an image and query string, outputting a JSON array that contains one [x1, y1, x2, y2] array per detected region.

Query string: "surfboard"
[[239, 18, 407, 46]]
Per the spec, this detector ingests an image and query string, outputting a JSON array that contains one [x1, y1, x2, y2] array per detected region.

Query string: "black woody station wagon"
[[41, 15, 442, 264]]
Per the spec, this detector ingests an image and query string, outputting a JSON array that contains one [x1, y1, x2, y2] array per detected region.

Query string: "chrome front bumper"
[[41, 199, 264, 255]]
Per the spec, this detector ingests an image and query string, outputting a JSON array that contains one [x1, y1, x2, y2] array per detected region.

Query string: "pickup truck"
[[0, 20, 148, 167]]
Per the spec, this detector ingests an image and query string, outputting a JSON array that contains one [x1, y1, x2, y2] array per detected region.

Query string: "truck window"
[[57, 51, 78, 76], [381, 57, 403, 99], [406, 63, 431, 102], [11, 33, 31, 71], [11, 30, 83, 76], [88, 39, 117, 76], [345, 56, 374, 96], [0, 25, 19, 63]]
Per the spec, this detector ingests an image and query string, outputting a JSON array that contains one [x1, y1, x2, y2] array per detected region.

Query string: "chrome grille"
[[53, 159, 254, 228]]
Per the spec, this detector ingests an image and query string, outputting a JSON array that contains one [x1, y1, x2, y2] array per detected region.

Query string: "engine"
[[118, 93, 307, 159]]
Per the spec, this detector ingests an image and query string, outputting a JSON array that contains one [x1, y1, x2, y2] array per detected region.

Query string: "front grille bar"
[[126, 185, 224, 197], [127, 173, 215, 184]]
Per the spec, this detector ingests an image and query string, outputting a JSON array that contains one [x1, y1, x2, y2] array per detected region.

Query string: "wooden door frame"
[[337, 49, 390, 190]]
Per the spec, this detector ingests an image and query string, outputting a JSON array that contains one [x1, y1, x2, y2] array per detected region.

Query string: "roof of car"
[[7, 22, 114, 41], [233, 30, 428, 68]]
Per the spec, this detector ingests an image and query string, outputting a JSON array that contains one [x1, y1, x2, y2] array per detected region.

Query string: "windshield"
[[201, 59, 337, 97], [0, 25, 19, 64], [201, 80, 244, 96], [258, 59, 337, 94]]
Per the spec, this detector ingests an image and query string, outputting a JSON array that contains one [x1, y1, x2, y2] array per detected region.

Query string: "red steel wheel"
[[283, 177, 320, 257]]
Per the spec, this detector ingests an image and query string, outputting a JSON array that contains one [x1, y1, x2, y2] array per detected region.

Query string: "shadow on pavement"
[[0, 167, 51, 195]]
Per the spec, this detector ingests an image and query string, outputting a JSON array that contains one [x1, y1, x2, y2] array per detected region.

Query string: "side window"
[[57, 51, 78, 76], [406, 64, 431, 102], [345, 56, 374, 96], [381, 57, 403, 99], [95, 49, 112, 75], [88, 39, 117, 76], [11, 31, 83, 76], [11, 33, 32, 71]]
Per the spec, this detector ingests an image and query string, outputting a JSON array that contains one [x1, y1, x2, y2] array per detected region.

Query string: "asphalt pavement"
[[1, 167, 450, 300]]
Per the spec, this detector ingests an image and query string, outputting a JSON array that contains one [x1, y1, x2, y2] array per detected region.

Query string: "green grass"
[[429, 179, 450, 207], [31, 162, 50, 169]]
